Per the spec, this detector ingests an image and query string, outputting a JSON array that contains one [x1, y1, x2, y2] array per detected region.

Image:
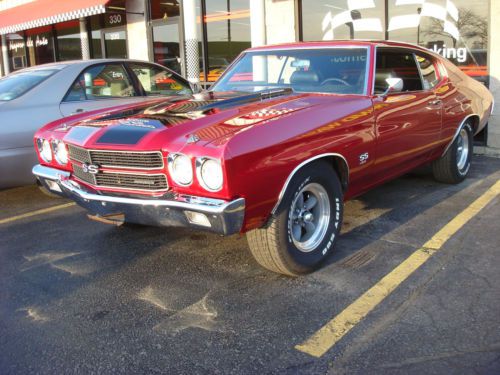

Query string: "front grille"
[[68, 144, 91, 164], [68, 144, 163, 170], [95, 173, 168, 191], [72, 164, 168, 191], [72, 164, 96, 185]]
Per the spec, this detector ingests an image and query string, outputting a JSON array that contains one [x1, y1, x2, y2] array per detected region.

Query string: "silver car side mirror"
[[380, 77, 404, 97]]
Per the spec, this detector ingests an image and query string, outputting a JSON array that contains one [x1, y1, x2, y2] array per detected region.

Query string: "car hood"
[[52, 90, 332, 150]]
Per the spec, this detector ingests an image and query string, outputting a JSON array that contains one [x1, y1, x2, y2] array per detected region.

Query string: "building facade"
[[0, 0, 498, 154]]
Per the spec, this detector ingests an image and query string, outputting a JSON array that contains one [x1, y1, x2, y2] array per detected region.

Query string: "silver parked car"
[[0, 59, 192, 188]]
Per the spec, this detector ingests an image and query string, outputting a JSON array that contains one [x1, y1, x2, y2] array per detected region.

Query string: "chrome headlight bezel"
[[52, 139, 69, 165], [167, 153, 193, 186], [36, 138, 52, 163], [196, 157, 223, 192]]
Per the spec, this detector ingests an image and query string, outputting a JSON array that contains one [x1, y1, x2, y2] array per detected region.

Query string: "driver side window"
[[64, 64, 136, 102], [375, 50, 422, 94]]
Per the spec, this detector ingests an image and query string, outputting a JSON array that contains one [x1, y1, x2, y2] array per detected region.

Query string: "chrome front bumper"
[[33, 164, 245, 235]]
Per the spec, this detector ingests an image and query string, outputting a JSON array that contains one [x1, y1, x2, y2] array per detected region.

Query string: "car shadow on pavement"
[[320, 156, 500, 270]]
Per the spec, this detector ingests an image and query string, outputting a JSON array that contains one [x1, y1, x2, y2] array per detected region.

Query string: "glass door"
[[152, 21, 182, 74], [103, 28, 127, 59]]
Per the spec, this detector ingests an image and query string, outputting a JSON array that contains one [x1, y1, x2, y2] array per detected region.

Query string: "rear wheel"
[[432, 123, 473, 184], [246, 161, 343, 276]]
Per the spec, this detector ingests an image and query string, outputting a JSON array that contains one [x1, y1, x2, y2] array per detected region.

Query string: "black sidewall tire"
[[275, 162, 343, 273]]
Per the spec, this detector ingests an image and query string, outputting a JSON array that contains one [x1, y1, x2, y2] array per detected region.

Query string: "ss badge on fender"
[[359, 152, 369, 165]]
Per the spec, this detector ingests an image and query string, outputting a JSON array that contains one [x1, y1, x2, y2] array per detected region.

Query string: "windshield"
[[211, 48, 369, 95], [0, 69, 58, 101]]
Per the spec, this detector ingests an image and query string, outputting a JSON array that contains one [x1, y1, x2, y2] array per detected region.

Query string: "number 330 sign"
[[108, 14, 123, 25]]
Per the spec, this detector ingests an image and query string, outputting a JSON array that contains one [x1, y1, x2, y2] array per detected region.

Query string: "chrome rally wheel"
[[247, 160, 343, 276], [289, 183, 330, 253]]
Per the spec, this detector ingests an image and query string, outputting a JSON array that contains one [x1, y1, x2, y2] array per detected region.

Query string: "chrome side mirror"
[[380, 77, 403, 96]]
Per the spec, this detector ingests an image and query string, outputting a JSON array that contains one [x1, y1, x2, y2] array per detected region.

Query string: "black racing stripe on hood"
[[197, 88, 295, 112], [96, 125, 154, 145]]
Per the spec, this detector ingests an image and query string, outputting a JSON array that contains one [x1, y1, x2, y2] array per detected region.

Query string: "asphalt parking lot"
[[1, 156, 500, 374]]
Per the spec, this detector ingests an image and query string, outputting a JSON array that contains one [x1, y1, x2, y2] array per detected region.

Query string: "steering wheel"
[[320, 77, 350, 86]]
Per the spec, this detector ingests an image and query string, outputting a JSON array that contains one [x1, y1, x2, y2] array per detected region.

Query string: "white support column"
[[264, 0, 298, 45], [125, 0, 149, 61], [250, 0, 266, 47], [79, 18, 91, 60], [182, 0, 199, 84], [250, 0, 267, 82], [1, 35, 9, 76], [486, 0, 500, 154]]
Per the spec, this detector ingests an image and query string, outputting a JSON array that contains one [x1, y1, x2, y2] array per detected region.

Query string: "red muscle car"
[[33, 41, 493, 276]]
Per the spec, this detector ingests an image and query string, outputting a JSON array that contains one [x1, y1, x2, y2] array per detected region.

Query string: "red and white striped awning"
[[0, 0, 110, 35]]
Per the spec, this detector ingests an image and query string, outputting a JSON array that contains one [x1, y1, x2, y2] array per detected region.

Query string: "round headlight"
[[37, 138, 52, 163], [199, 158, 223, 191], [169, 153, 193, 186], [52, 140, 68, 165]]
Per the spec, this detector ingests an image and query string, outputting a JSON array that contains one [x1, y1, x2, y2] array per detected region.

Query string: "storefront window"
[[90, 16, 104, 58], [104, 30, 127, 59], [150, 0, 182, 74], [25, 26, 55, 66], [388, 0, 488, 85], [56, 21, 82, 61], [301, 0, 385, 41], [204, 0, 251, 82], [6, 32, 27, 71]]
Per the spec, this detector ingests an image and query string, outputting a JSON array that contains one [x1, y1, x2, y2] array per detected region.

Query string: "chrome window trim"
[[271, 152, 349, 215], [413, 53, 426, 90], [372, 46, 437, 95]]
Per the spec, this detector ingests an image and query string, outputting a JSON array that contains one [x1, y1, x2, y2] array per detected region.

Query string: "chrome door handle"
[[428, 99, 441, 106]]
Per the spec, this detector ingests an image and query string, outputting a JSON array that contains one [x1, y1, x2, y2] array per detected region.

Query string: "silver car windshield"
[[0, 69, 58, 101], [211, 48, 369, 95]]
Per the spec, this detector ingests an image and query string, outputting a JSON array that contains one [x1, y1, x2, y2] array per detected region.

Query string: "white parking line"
[[0, 203, 76, 225]]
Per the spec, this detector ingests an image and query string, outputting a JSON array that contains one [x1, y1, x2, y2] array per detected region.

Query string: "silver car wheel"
[[456, 128, 469, 171], [289, 183, 330, 253]]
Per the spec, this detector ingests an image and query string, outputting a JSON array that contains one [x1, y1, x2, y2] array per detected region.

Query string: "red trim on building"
[[0, 0, 109, 34]]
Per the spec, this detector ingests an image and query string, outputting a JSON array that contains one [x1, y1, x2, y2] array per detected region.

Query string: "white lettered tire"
[[246, 161, 343, 276]]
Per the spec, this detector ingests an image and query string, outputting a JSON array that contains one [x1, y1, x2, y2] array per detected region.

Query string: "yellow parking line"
[[296, 180, 500, 358], [0, 203, 76, 225]]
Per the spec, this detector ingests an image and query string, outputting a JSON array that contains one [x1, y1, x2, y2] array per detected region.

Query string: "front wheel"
[[246, 161, 343, 276], [432, 122, 473, 184]]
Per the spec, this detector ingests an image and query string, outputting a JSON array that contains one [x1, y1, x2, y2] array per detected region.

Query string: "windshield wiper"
[[259, 87, 294, 99]]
